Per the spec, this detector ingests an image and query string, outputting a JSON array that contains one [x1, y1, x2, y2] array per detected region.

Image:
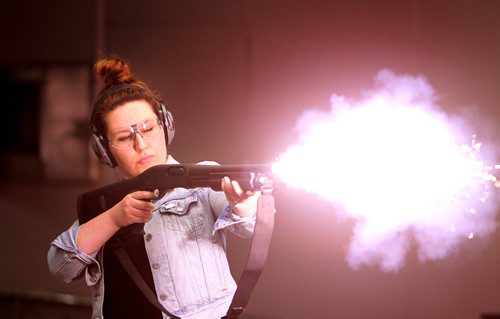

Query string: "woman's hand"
[[108, 190, 159, 227], [77, 189, 158, 254], [221, 177, 260, 217]]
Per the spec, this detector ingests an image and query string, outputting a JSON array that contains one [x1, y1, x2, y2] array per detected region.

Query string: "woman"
[[48, 55, 259, 319]]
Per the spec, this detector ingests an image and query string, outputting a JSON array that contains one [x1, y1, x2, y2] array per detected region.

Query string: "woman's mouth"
[[138, 155, 154, 165]]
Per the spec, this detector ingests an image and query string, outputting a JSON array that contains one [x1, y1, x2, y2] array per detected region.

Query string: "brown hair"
[[90, 55, 162, 137]]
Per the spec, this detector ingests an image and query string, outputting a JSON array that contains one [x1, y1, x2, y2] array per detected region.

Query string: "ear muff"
[[159, 103, 175, 145], [89, 102, 175, 168], [90, 126, 118, 167]]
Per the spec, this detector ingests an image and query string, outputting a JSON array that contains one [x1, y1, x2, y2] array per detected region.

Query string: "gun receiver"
[[77, 163, 273, 224]]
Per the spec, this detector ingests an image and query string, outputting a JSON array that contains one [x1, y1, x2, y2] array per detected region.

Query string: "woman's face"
[[105, 100, 167, 179]]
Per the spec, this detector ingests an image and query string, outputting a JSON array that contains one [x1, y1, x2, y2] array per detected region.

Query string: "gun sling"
[[223, 182, 275, 318], [106, 235, 178, 318]]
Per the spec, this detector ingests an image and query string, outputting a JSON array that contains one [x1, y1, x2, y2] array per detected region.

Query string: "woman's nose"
[[133, 133, 148, 150]]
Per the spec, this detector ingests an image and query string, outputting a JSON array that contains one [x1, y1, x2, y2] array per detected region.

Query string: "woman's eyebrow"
[[110, 126, 133, 134], [110, 125, 131, 135]]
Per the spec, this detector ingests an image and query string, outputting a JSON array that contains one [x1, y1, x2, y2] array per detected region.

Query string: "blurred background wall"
[[0, 0, 499, 318]]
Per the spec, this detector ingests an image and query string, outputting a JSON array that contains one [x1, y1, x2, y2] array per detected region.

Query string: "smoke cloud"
[[274, 69, 499, 272]]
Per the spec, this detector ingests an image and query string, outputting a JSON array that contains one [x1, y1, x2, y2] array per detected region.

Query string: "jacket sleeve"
[[47, 220, 102, 286], [209, 189, 256, 238], [193, 160, 256, 237]]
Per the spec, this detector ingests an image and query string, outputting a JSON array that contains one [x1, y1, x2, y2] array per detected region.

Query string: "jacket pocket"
[[159, 191, 203, 233]]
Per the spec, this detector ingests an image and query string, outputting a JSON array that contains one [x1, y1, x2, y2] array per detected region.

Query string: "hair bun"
[[94, 55, 137, 88]]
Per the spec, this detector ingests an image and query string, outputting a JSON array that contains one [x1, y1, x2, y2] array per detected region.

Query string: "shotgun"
[[77, 163, 274, 224]]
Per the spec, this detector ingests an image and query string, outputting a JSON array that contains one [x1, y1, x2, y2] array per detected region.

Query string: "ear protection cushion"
[[90, 127, 117, 167], [159, 103, 175, 145]]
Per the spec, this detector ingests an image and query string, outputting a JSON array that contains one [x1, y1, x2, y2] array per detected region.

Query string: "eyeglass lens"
[[109, 118, 161, 149]]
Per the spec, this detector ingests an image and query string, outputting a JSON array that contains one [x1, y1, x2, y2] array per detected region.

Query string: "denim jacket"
[[47, 159, 256, 319]]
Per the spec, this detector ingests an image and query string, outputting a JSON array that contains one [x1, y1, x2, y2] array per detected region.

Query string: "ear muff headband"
[[89, 84, 175, 167]]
